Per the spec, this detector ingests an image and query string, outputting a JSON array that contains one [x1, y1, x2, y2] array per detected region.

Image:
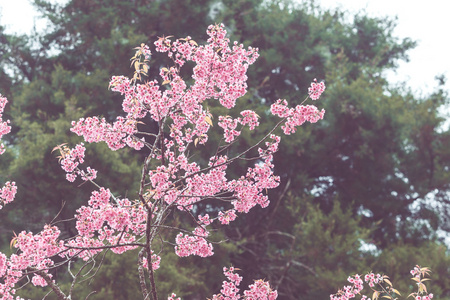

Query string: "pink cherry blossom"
[[0, 95, 11, 155], [0, 24, 330, 299], [0, 96, 16, 210], [0, 181, 17, 209], [211, 267, 277, 300], [0, 252, 6, 277], [308, 78, 326, 100]]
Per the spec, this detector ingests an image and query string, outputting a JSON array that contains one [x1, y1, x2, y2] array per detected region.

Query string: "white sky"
[[319, 0, 450, 96], [0, 0, 450, 95]]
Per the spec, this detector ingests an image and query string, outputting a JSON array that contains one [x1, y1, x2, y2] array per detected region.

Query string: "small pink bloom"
[[308, 78, 326, 100]]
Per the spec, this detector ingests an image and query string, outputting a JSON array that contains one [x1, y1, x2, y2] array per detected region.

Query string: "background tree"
[[0, 0, 448, 299]]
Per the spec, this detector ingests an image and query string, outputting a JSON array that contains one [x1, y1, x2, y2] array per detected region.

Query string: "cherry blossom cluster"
[[364, 273, 382, 288], [135, 43, 151, 60], [142, 251, 161, 271], [0, 253, 7, 297], [239, 110, 260, 130], [218, 116, 240, 143], [330, 274, 364, 300], [175, 230, 213, 257], [0, 181, 17, 210], [331, 266, 434, 300], [271, 99, 325, 135], [0, 189, 156, 299], [0, 95, 11, 155], [0, 225, 64, 298], [217, 110, 260, 143], [0, 96, 16, 210], [145, 136, 280, 256], [55, 143, 98, 182], [0, 24, 331, 299], [218, 209, 237, 225], [308, 78, 326, 100], [80, 23, 261, 158], [415, 294, 434, 300], [409, 266, 434, 300], [155, 24, 259, 110], [71, 116, 145, 151], [69, 188, 148, 258], [330, 272, 385, 300], [167, 293, 181, 300], [211, 267, 278, 300], [244, 279, 278, 300]]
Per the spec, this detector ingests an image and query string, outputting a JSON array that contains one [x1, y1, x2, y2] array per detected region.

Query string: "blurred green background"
[[0, 0, 448, 299]]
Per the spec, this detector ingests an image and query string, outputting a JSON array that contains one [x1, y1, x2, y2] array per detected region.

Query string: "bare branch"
[[138, 249, 150, 300], [27, 267, 69, 300]]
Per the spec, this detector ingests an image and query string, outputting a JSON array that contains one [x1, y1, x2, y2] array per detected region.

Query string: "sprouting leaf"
[[373, 290, 379, 300], [418, 283, 426, 293], [109, 81, 118, 89], [162, 80, 171, 85], [10, 232, 18, 249], [143, 65, 149, 73], [194, 138, 199, 147], [189, 40, 198, 46], [407, 293, 415, 298], [204, 116, 213, 127], [411, 277, 420, 282], [161, 67, 169, 73], [384, 278, 393, 287], [421, 268, 431, 276], [10, 237, 17, 249], [392, 289, 401, 295], [259, 76, 270, 87], [134, 61, 140, 71], [51, 143, 68, 153], [381, 296, 392, 299]]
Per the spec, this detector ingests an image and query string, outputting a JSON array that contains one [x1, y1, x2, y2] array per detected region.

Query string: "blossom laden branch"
[[330, 266, 434, 300], [0, 23, 329, 300], [0, 95, 16, 210]]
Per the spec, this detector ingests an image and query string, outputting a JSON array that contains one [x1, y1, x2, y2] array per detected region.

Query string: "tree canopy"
[[0, 0, 448, 299]]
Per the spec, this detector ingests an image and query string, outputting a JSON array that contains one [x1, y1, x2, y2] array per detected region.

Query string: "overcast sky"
[[1, 0, 449, 95], [319, 0, 450, 96]]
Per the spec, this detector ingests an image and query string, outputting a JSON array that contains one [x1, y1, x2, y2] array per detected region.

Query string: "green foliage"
[[0, 0, 448, 298], [231, 195, 373, 299]]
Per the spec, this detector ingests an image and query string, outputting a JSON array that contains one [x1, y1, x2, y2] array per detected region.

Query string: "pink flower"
[[308, 78, 326, 100], [0, 252, 7, 277], [32, 275, 48, 287], [0, 25, 326, 300], [167, 293, 181, 300]]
